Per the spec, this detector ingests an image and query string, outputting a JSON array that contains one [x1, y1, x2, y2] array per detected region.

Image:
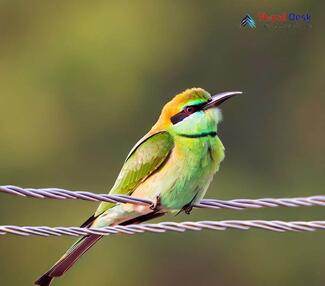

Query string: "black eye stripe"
[[170, 102, 207, 125], [170, 112, 187, 124]]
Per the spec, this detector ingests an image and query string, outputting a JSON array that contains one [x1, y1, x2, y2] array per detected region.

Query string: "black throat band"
[[177, 131, 217, 138]]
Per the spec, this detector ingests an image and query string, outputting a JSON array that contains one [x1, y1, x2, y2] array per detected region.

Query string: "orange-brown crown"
[[150, 88, 211, 132]]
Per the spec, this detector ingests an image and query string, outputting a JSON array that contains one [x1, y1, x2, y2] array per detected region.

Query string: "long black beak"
[[203, 91, 243, 110]]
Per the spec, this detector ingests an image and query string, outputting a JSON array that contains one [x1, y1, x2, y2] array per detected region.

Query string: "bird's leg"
[[150, 195, 161, 211], [180, 202, 193, 215], [183, 204, 193, 215], [175, 202, 193, 216], [176, 193, 198, 215]]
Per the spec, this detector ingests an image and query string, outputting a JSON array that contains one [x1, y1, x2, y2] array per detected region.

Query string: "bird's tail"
[[35, 210, 164, 286], [35, 234, 102, 286]]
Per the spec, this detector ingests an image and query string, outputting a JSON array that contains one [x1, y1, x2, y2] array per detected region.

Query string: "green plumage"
[[95, 131, 174, 216], [35, 88, 241, 286]]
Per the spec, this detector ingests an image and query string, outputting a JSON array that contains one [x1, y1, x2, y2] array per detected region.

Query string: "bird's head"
[[151, 88, 242, 136]]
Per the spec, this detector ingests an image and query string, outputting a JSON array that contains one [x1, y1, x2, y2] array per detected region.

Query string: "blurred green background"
[[0, 1, 324, 285]]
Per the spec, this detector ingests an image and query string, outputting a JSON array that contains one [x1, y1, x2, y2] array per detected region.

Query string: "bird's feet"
[[176, 203, 193, 215], [150, 195, 161, 211], [182, 203, 193, 215], [179, 193, 198, 215]]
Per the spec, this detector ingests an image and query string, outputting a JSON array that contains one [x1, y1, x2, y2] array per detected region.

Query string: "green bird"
[[35, 88, 241, 285]]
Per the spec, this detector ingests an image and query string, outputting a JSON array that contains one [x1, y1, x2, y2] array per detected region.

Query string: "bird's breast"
[[131, 135, 225, 211]]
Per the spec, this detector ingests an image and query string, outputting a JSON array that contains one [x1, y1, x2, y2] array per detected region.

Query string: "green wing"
[[95, 131, 174, 216]]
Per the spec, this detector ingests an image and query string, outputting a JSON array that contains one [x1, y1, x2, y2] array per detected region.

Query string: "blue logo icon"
[[241, 15, 256, 28]]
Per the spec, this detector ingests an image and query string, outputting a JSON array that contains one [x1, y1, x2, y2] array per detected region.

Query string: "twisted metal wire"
[[0, 221, 325, 236], [1, 185, 325, 210]]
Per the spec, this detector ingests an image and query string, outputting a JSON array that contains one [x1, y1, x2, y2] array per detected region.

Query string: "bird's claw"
[[150, 195, 161, 211], [176, 203, 193, 216], [183, 204, 193, 215]]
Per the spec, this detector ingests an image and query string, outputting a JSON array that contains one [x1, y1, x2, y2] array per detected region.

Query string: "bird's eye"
[[170, 104, 203, 124], [184, 106, 195, 115]]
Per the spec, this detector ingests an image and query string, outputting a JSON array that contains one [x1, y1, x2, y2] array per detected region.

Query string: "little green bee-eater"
[[35, 88, 242, 285]]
